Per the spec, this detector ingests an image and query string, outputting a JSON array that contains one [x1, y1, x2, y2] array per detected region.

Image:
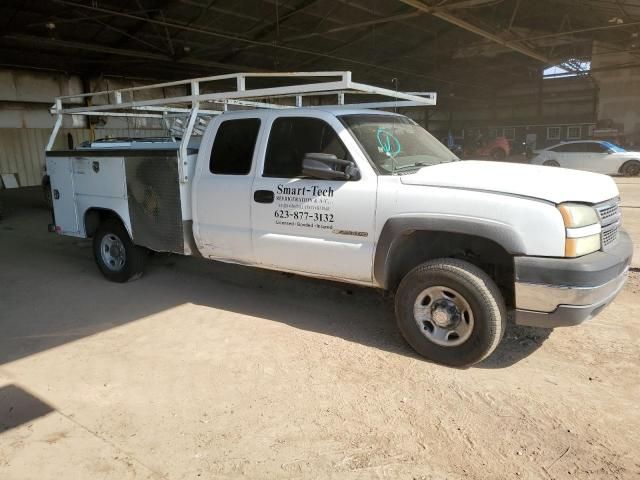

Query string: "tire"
[[93, 218, 147, 282], [543, 160, 560, 167], [42, 176, 53, 209], [43, 186, 53, 209], [620, 160, 640, 177], [490, 148, 506, 161], [395, 258, 506, 367]]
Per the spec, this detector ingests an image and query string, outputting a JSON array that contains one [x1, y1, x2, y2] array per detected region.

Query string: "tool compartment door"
[[46, 156, 80, 235]]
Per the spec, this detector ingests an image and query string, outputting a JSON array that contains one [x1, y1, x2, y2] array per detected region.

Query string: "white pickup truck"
[[46, 73, 633, 366]]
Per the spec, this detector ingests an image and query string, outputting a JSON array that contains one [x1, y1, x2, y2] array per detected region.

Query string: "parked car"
[[531, 140, 640, 176], [464, 136, 510, 161], [439, 136, 464, 158]]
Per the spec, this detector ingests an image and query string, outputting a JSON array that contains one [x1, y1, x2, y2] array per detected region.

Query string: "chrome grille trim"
[[595, 198, 621, 226], [601, 222, 619, 248], [595, 198, 621, 251]]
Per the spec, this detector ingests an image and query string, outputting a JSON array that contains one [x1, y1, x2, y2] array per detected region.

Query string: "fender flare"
[[373, 215, 527, 289], [83, 207, 132, 239]]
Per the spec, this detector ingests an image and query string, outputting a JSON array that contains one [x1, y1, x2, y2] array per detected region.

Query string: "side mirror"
[[302, 153, 360, 181]]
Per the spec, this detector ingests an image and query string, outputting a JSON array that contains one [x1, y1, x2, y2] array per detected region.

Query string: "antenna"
[[391, 77, 399, 114]]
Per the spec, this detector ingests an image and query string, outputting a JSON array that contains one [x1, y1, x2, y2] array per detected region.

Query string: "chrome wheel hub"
[[413, 286, 474, 347], [100, 234, 126, 272]]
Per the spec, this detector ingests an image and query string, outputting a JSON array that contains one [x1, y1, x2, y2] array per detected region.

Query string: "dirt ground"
[[1, 184, 639, 480]]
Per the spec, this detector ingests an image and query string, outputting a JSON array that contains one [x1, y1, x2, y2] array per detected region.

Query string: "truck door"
[[251, 115, 377, 283], [192, 117, 262, 263], [47, 156, 80, 235]]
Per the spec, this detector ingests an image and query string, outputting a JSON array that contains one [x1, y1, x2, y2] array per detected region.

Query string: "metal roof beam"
[[216, 0, 323, 65], [280, 10, 424, 43], [509, 19, 640, 43], [4, 34, 262, 73], [397, 0, 551, 63], [47, 0, 463, 87]]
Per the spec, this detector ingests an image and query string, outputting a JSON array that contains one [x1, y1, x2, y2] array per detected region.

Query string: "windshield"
[[340, 114, 458, 174], [602, 141, 626, 153]]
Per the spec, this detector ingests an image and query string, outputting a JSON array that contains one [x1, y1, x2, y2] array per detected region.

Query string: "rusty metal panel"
[[125, 154, 184, 254]]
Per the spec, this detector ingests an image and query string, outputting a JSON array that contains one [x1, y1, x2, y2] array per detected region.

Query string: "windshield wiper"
[[393, 162, 430, 172]]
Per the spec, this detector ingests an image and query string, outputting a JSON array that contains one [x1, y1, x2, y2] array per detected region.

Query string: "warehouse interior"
[[1, 1, 640, 479], [2, 0, 640, 185]]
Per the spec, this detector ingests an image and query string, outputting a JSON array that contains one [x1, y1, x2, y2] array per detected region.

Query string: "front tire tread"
[[395, 258, 506, 367]]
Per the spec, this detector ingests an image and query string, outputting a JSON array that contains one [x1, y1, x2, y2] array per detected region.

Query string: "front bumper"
[[514, 230, 633, 328]]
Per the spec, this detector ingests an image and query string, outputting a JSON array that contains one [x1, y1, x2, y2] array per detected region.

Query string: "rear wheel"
[[395, 259, 506, 367], [543, 160, 560, 167], [93, 219, 147, 282], [620, 160, 640, 177]]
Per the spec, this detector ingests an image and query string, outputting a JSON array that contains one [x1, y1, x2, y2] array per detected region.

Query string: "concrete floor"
[[615, 177, 640, 267], [1, 181, 639, 479]]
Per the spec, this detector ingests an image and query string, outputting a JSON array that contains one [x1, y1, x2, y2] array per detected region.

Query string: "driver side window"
[[263, 117, 350, 178]]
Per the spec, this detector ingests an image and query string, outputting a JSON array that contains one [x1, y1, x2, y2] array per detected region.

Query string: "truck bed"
[[46, 146, 198, 255]]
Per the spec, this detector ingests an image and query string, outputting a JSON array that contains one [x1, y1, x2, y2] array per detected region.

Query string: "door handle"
[[253, 190, 274, 204]]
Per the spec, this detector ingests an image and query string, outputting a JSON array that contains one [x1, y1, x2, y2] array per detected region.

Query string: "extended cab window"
[[264, 117, 350, 178], [209, 118, 261, 175]]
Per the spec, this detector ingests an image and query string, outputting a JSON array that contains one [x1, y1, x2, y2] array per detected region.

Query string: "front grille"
[[595, 198, 621, 250], [597, 204, 619, 224], [601, 222, 619, 248]]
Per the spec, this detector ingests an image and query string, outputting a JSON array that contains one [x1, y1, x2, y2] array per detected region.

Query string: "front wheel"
[[395, 259, 506, 367], [93, 219, 147, 282], [543, 160, 560, 167]]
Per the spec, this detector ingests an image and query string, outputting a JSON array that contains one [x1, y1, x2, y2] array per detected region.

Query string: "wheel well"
[[385, 231, 515, 307], [619, 159, 640, 173], [84, 209, 126, 238]]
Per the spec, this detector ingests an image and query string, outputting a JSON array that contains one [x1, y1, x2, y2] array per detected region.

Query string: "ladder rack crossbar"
[[45, 72, 437, 168], [52, 72, 436, 115], [54, 71, 352, 101]]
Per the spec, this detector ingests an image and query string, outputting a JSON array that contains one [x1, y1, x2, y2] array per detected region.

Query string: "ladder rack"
[[46, 71, 437, 181]]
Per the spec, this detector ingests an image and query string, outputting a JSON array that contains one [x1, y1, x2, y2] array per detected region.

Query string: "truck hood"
[[400, 160, 619, 204]]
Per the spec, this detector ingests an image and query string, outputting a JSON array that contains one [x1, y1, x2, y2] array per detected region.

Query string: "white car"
[[531, 140, 640, 176]]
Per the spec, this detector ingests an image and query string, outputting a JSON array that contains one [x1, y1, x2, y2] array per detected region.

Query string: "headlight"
[[565, 234, 601, 257], [558, 203, 599, 228], [557, 203, 601, 257]]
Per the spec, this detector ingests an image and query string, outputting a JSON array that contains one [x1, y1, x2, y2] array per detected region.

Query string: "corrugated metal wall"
[[0, 128, 164, 187], [0, 69, 171, 187], [0, 129, 50, 187]]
